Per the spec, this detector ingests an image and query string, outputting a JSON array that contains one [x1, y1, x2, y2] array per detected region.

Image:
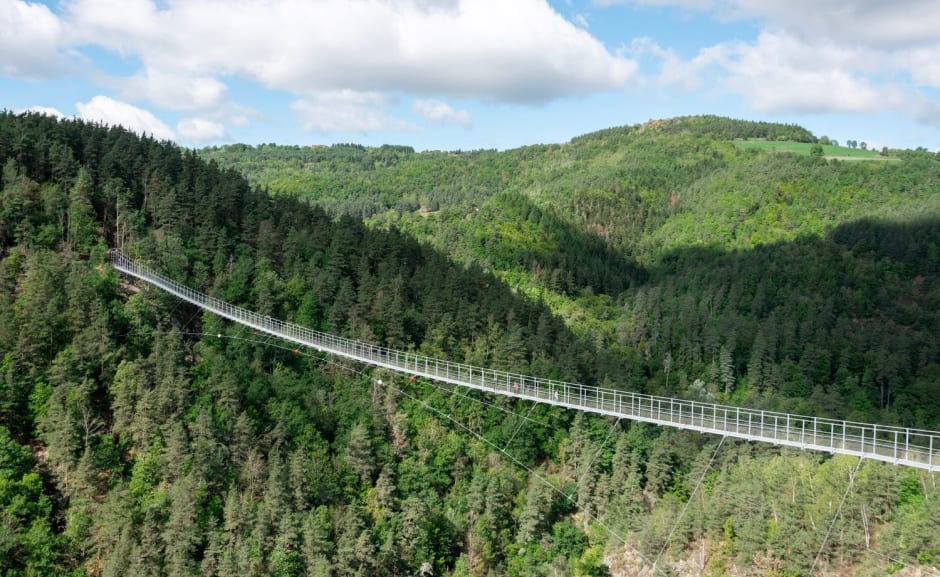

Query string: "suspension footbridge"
[[109, 250, 940, 471]]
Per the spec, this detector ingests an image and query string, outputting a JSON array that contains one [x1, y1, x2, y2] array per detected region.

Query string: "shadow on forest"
[[626, 216, 940, 428], [472, 192, 646, 297], [648, 216, 940, 282]]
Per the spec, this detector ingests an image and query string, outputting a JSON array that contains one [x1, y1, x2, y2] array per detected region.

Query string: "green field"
[[732, 139, 896, 160]]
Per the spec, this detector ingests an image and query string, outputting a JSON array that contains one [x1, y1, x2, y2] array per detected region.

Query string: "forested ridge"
[[1, 111, 939, 577]]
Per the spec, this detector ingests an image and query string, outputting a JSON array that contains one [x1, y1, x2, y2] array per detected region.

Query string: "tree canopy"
[[0, 110, 938, 576]]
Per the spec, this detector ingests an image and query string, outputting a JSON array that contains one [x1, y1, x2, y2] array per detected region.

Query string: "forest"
[[1, 110, 939, 576]]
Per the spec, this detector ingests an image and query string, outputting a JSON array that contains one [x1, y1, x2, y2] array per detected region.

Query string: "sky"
[[2, 0, 939, 152]]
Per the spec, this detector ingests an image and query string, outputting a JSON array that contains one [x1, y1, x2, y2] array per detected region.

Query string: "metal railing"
[[109, 250, 940, 471]]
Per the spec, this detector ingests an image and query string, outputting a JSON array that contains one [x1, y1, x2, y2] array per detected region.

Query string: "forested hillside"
[[205, 114, 940, 428], [1, 111, 939, 577]]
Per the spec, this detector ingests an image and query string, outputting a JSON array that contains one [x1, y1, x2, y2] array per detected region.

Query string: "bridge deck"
[[109, 250, 939, 472]]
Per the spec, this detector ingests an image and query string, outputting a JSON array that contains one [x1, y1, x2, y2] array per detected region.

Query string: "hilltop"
[[202, 115, 934, 259]]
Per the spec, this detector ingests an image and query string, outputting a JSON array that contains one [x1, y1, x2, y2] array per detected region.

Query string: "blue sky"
[[2, 0, 939, 151]]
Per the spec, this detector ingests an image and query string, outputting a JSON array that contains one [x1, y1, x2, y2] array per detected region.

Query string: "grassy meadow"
[[732, 139, 898, 160]]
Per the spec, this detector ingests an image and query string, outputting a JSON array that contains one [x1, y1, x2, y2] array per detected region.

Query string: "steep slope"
[[0, 112, 604, 576], [1, 112, 938, 577]]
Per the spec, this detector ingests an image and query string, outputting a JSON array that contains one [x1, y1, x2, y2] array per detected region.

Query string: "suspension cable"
[[810, 456, 864, 574], [651, 435, 726, 572]]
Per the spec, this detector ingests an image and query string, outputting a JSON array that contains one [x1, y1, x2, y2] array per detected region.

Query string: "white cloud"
[[63, 0, 162, 55], [412, 99, 472, 126], [611, 0, 940, 48], [0, 0, 65, 78], [623, 0, 940, 90], [214, 102, 258, 128], [176, 117, 226, 143], [720, 31, 904, 113], [610, 0, 940, 119], [629, 37, 727, 93], [76, 95, 175, 140], [121, 69, 227, 111], [292, 90, 418, 134], [720, 0, 939, 49], [4, 0, 638, 140], [61, 0, 636, 103], [906, 48, 940, 89], [913, 100, 940, 128], [24, 106, 66, 118]]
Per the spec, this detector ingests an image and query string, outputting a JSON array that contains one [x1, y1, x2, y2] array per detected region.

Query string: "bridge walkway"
[[109, 250, 939, 472]]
